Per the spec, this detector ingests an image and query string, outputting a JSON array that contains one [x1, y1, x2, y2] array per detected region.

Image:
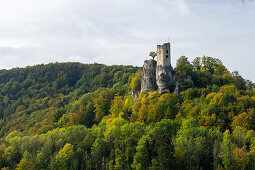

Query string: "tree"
[[130, 71, 142, 94], [118, 122, 145, 168], [150, 119, 178, 169], [248, 139, 255, 169], [201, 56, 222, 74], [91, 138, 107, 169], [176, 56, 192, 72], [110, 96, 124, 117], [198, 113, 224, 130], [133, 135, 152, 169], [35, 152, 49, 170], [231, 127, 249, 169], [232, 71, 247, 90], [56, 143, 75, 170], [175, 56, 194, 76], [157, 93, 179, 119], [149, 52, 157, 60], [133, 119, 178, 169], [93, 88, 114, 123], [192, 57, 202, 71], [3, 145, 22, 167], [231, 109, 255, 130], [16, 151, 30, 170], [246, 80, 255, 90], [174, 119, 209, 169], [220, 130, 235, 170]]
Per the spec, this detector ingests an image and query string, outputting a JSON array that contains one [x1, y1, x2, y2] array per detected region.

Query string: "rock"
[[132, 89, 139, 99], [156, 65, 174, 94], [174, 82, 181, 97], [141, 59, 157, 93]]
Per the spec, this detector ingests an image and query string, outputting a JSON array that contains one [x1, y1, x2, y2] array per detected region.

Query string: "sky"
[[0, 0, 254, 81]]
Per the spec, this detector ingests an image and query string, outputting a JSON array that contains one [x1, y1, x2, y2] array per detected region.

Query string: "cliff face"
[[141, 59, 157, 93], [156, 65, 174, 94], [140, 59, 176, 95]]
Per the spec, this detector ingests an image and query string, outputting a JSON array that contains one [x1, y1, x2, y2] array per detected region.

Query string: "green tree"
[[201, 56, 222, 74], [149, 51, 157, 60], [110, 96, 124, 117], [3, 145, 22, 167], [16, 151, 30, 170], [56, 143, 75, 170], [35, 152, 49, 170], [130, 71, 142, 94], [219, 130, 235, 170], [174, 118, 219, 169], [157, 93, 179, 119], [232, 71, 247, 90], [91, 138, 107, 169], [176, 56, 193, 74], [133, 119, 178, 169], [93, 88, 114, 123], [192, 57, 202, 71]]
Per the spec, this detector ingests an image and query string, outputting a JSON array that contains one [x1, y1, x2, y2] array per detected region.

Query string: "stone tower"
[[141, 59, 157, 93], [156, 43, 174, 94], [157, 43, 171, 68]]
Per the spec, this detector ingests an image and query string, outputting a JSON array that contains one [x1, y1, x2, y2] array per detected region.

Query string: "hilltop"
[[0, 57, 254, 169]]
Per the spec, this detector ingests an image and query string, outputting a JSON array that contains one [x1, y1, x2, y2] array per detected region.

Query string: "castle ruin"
[[141, 42, 175, 95]]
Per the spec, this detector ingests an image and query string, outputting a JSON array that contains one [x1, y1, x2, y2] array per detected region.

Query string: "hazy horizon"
[[0, 0, 254, 81]]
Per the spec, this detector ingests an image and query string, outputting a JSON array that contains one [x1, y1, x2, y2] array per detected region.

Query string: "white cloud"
[[176, 0, 190, 16], [0, 0, 254, 81]]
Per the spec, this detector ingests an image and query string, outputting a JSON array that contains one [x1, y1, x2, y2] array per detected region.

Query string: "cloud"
[[0, 0, 254, 81], [176, 0, 190, 16]]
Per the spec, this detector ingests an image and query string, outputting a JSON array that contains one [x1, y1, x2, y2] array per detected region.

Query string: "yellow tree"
[[56, 143, 75, 170], [110, 96, 124, 117]]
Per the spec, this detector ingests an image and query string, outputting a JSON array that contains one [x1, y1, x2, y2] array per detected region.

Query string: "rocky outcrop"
[[141, 59, 157, 93], [174, 82, 181, 97], [156, 65, 174, 94], [132, 89, 140, 99]]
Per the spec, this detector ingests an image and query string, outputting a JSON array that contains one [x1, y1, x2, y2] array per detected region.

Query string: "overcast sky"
[[0, 0, 254, 81]]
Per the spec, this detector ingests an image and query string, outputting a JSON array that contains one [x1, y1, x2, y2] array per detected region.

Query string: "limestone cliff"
[[156, 65, 174, 94], [141, 59, 157, 93]]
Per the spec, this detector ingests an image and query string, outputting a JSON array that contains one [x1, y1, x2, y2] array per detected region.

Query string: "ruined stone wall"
[[141, 59, 157, 93]]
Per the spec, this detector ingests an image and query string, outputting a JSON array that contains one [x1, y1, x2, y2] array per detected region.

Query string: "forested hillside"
[[0, 57, 255, 170]]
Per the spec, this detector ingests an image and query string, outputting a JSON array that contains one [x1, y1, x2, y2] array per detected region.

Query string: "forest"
[[0, 56, 255, 170]]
